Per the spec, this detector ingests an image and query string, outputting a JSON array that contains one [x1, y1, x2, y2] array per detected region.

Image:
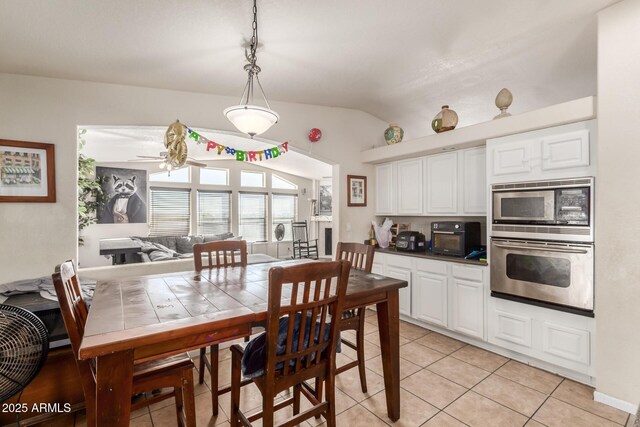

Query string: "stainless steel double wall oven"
[[490, 177, 594, 314]]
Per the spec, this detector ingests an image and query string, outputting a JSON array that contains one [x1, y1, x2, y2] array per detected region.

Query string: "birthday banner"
[[186, 127, 289, 162]]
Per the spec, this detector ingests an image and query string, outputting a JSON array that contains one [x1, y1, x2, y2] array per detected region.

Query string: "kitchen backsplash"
[[374, 216, 487, 245]]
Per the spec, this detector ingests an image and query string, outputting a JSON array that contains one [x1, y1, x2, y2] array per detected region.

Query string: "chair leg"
[[230, 350, 241, 427], [210, 344, 219, 416], [174, 383, 184, 427], [314, 378, 323, 419], [293, 383, 301, 415], [325, 374, 337, 427], [356, 310, 368, 393], [198, 346, 206, 384], [181, 368, 196, 427]]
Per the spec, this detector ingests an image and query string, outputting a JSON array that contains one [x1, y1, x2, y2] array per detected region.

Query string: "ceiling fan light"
[[159, 161, 166, 169], [223, 105, 279, 137]]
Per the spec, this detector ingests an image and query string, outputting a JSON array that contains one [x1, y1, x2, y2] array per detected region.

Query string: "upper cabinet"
[[487, 120, 596, 184], [375, 147, 486, 216]]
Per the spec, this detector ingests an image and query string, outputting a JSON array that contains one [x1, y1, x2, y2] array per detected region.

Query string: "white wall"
[[0, 73, 385, 283], [595, 0, 640, 409]]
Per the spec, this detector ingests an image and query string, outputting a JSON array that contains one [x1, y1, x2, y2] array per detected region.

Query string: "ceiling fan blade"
[[128, 159, 161, 162], [136, 155, 164, 159], [186, 160, 207, 168]]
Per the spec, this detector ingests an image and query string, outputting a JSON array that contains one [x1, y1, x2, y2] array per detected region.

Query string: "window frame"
[[240, 170, 266, 188]]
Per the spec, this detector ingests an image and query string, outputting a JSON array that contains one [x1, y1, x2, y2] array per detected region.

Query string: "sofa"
[[131, 232, 239, 262]]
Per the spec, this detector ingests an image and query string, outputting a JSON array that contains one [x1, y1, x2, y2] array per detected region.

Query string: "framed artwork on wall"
[[319, 182, 332, 215], [96, 166, 148, 224], [347, 175, 367, 207], [0, 139, 56, 203]]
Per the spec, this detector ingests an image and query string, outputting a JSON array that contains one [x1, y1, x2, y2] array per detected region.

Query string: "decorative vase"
[[384, 123, 404, 145], [431, 105, 458, 133], [494, 88, 513, 119]]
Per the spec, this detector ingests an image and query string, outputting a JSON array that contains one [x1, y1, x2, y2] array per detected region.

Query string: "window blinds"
[[272, 193, 297, 241], [239, 192, 267, 242], [197, 190, 231, 235], [148, 187, 191, 236]]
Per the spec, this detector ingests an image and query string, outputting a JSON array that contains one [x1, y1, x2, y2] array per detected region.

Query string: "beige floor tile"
[[364, 321, 379, 335], [551, 379, 629, 424], [415, 332, 466, 355], [445, 391, 528, 427], [627, 414, 637, 427], [217, 382, 277, 417], [148, 391, 176, 412], [364, 330, 411, 347], [533, 397, 621, 427], [400, 342, 446, 367], [334, 404, 388, 427], [367, 354, 422, 380], [398, 321, 431, 341], [336, 366, 386, 402], [472, 374, 547, 417], [193, 390, 228, 426], [365, 308, 377, 318], [361, 388, 438, 427], [450, 345, 509, 372], [341, 339, 382, 361], [427, 356, 490, 388], [422, 411, 468, 426], [129, 413, 153, 427], [150, 404, 179, 427], [302, 387, 358, 426], [400, 369, 466, 410], [495, 360, 562, 394], [524, 420, 546, 426]]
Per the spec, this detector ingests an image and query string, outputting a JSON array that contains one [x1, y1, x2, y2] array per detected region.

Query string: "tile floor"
[[62, 309, 635, 426]]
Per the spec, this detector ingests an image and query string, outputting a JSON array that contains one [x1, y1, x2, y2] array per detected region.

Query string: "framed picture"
[[347, 175, 367, 207], [96, 166, 148, 224], [0, 139, 56, 203], [319, 182, 332, 215]]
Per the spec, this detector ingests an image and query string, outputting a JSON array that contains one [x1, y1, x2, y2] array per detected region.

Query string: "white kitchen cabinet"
[[396, 159, 423, 214], [487, 120, 596, 184], [450, 264, 485, 339], [386, 255, 413, 317], [375, 163, 396, 215], [413, 259, 448, 327], [488, 297, 594, 375], [461, 147, 487, 214], [424, 152, 458, 214]]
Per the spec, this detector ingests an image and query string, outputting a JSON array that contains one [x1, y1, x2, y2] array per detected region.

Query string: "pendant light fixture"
[[223, 0, 279, 138]]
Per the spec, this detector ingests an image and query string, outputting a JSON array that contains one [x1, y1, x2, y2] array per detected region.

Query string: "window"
[[149, 187, 191, 236], [239, 192, 267, 242], [272, 174, 297, 190], [200, 168, 228, 185], [149, 167, 190, 183], [272, 194, 297, 241], [198, 191, 231, 235], [241, 170, 265, 187]]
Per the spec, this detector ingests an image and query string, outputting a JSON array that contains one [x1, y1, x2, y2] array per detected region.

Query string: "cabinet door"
[[413, 270, 448, 327], [490, 139, 533, 177], [450, 277, 484, 339], [425, 152, 457, 214], [396, 159, 423, 214], [462, 147, 487, 214], [386, 265, 412, 317], [375, 163, 396, 215], [541, 130, 590, 171]]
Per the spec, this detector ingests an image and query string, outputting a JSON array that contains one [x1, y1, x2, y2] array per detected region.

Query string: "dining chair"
[[332, 242, 375, 394], [229, 260, 350, 427], [291, 221, 319, 259], [193, 239, 248, 416], [52, 260, 196, 427]]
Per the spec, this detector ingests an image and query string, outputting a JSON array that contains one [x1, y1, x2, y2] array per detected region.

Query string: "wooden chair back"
[[51, 261, 97, 405], [193, 240, 247, 271], [291, 221, 310, 243], [335, 242, 375, 273], [264, 260, 350, 387]]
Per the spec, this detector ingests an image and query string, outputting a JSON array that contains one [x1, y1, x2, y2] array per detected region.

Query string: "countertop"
[[375, 248, 488, 266]]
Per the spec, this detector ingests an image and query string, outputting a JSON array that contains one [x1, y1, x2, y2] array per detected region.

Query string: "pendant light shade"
[[224, 0, 279, 138], [223, 104, 279, 137]]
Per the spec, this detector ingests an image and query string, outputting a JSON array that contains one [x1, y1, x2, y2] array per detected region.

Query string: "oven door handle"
[[433, 231, 456, 235], [493, 243, 588, 254]]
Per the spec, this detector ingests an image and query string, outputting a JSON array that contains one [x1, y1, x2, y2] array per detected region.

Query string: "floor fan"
[[0, 304, 49, 404]]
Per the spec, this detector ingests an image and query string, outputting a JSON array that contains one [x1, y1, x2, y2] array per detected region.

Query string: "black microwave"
[[431, 222, 481, 257]]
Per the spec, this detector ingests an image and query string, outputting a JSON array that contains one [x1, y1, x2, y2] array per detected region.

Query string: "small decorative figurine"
[[494, 88, 513, 119]]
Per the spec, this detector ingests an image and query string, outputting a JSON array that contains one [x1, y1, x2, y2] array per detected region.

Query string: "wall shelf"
[[361, 96, 596, 164]]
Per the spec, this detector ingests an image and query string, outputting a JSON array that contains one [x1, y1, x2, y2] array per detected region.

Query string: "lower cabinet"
[[385, 254, 413, 317], [413, 259, 448, 328], [488, 297, 594, 375]]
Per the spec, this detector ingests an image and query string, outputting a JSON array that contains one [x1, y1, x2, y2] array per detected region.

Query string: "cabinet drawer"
[[542, 322, 590, 365], [491, 309, 533, 348], [451, 264, 484, 282], [415, 258, 447, 275], [386, 254, 413, 269]]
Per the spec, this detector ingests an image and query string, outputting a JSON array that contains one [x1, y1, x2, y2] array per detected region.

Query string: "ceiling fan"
[[133, 120, 206, 170]]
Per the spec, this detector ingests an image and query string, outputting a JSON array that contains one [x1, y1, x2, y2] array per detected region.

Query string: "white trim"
[[593, 391, 638, 415]]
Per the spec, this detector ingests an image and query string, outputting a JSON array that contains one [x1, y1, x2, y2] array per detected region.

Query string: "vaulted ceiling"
[[0, 0, 618, 140]]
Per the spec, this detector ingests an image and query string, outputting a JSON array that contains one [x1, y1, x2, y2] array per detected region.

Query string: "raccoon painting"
[[101, 175, 146, 223]]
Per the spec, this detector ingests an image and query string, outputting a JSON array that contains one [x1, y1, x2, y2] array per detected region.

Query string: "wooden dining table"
[[78, 259, 407, 426]]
